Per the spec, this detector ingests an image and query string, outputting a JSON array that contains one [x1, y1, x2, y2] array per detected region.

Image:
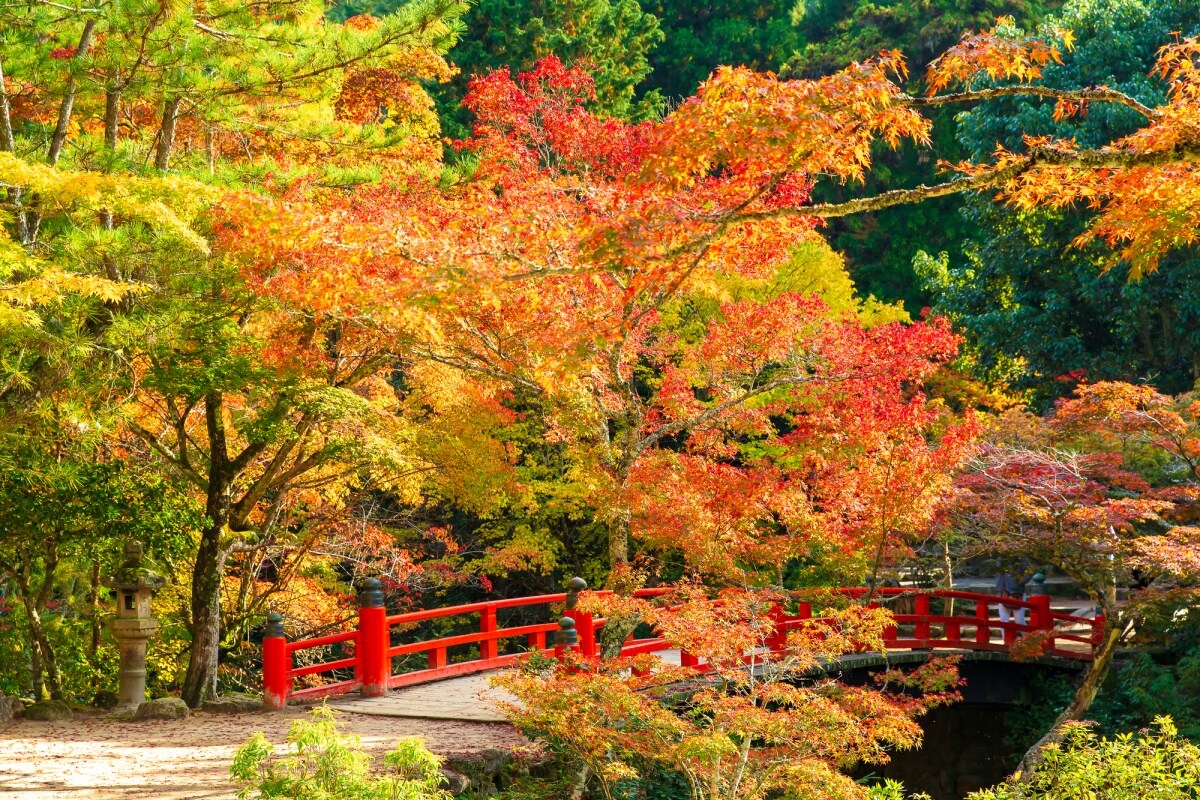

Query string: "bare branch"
[[904, 84, 1159, 120], [738, 143, 1200, 223]]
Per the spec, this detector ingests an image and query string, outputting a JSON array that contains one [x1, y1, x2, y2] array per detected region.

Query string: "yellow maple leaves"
[[0, 154, 218, 333], [925, 17, 1069, 95]]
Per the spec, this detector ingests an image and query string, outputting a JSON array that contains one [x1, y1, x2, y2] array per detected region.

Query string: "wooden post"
[[766, 603, 788, 652], [564, 577, 596, 658], [881, 597, 898, 644], [796, 601, 816, 641], [427, 648, 448, 669], [480, 603, 498, 660], [357, 578, 390, 697], [262, 612, 290, 711], [1028, 572, 1053, 653], [975, 599, 990, 645], [914, 594, 931, 644], [945, 593, 961, 645]]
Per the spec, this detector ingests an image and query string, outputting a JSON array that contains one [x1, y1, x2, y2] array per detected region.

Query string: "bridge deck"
[[329, 674, 512, 723], [323, 632, 1092, 722]]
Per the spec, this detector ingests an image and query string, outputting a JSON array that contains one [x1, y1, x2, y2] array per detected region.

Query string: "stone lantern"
[[105, 540, 165, 713]]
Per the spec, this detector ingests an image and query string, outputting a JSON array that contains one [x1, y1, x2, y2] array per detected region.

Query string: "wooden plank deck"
[[327, 673, 513, 722]]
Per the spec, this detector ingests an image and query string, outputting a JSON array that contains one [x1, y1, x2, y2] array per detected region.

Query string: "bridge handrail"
[[261, 581, 1102, 709]]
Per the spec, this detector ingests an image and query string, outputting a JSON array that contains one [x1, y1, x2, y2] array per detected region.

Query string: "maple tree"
[[919, 0, 1200, 405], [257, 57, 976, 596], [271, 17, 1200, 602], [494, 587, 962, 800], [951, 381, 1200, 773]]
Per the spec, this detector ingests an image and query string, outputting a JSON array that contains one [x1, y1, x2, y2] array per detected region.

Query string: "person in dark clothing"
[[996, 571, 1028, 626]]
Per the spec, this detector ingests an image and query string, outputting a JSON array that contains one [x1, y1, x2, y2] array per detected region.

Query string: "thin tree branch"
[[737, 143, 1200, 223], [904, 84, 1158, 120]]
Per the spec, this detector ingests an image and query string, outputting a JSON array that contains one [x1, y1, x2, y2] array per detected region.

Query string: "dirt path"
[[0, 707, 524, 800]]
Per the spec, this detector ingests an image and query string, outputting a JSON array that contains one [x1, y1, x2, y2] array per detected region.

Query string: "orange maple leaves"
[[954, 382, 1200, 619], [494, 586, 959, 800], [925, 16, 1071, 95]]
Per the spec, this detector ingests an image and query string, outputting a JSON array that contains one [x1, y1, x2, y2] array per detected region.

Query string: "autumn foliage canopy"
[[3, 6, 1200, 791]]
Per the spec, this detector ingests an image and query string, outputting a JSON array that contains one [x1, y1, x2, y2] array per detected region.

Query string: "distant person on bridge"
[[996, 571, 1028, 627]]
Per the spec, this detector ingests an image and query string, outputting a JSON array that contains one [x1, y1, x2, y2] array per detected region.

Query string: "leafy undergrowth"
[[230, 706, 453, 800]]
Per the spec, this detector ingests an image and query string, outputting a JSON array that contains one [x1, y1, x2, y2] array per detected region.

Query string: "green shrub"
[[972, 717, 1200, 800], [230, 706, 452, 800]]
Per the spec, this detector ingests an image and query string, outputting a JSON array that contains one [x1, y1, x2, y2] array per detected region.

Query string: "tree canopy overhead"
[[2, 13, 1200, 800]]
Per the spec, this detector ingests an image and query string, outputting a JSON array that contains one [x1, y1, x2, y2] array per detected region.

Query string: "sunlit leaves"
[[926, 17, 1069, 95], [495, 587, 957, 800]]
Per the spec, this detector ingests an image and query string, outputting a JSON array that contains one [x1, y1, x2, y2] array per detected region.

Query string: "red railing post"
[[357, 578, 390, 697], [262, 612, 290, 710], [878, 593, 898, 643], [428, 648, 448, 669], [796, 601, 815, 641], [1028, 573, 1053, 653], [564, 577, 596, 658], [480, 603, 498, 660], [914, 594, 931, 644], [766, 602, 788, 652], [945, 593, 962, 644], [975, 598, 991, 645]]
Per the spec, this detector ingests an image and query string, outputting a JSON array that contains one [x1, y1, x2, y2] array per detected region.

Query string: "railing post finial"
[[1027, 572, 1054, 646], [265, 611, 285, 639], [555, 616, 578, 648], [358, 577, 384, 608], [565, 576, 587, 609]]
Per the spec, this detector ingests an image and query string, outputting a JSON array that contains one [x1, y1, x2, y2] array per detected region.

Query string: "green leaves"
[[230, 706, 452, 800], [973, 718, 1200, 800]]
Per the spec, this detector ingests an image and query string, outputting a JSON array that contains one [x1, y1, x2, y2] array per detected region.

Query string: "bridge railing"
[[262, 576, 1101, 709], [833, 585, 1101, 661], [262, 579, 673, 708]]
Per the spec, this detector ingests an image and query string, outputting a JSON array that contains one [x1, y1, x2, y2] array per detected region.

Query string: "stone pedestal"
[[105, 540, 165, 714], [109, 617, 160, 713]]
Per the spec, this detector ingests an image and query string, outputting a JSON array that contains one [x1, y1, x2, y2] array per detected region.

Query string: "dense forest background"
[[2, 0, 1200, 738], [342, 0, 1199, 406]]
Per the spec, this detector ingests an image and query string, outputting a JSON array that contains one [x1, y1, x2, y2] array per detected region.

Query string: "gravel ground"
[[0, 707, 525, 800]]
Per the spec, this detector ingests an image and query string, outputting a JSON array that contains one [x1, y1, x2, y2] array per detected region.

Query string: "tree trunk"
[[29, 627, 45, 700], [181, 393, 237, 707], [46, 20, 96, 166], [942, 539, 955, 618], [1013, 620, 1123, 778], [607, 512, 630, 568], [0, 55, 30, 245], [104, 86, 120, 154], [0, 55, 15, 153], [88, 559, 103, 657], [100, 85, 120, 281], [21, 597, 64, 701], [181, 520, 228, 707], [154, 97, 181, 171]]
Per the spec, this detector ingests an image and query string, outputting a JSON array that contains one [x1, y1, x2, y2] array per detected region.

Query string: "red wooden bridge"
[[261, 577, 1104, 710]]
